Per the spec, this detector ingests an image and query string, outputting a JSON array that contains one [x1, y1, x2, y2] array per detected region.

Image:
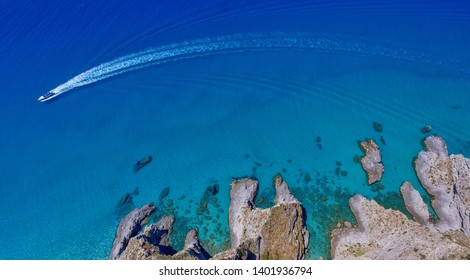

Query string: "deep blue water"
[[1, 0, 470, 259]]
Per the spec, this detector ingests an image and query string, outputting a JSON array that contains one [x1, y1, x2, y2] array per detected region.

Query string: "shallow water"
[[1, 0, 470, 259]]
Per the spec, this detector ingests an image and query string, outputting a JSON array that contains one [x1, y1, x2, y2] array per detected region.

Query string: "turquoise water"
[[1, 1, 470, 259]]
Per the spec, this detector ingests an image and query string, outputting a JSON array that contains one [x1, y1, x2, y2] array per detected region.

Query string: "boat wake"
[[38, 32, 465, 102]]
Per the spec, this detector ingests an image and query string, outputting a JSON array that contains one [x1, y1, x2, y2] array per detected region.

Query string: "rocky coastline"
[[109, 174, 309, 260], [331, 136, 470, 260], [109, 136, 470, 260]]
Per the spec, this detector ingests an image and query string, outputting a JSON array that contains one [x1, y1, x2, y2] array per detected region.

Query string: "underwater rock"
[[109, 203, 155, 260], [159, 187, 170, 201], [207, 184, 220, 196], [330, 195, 470, 259], [116, 192, 133, 207], [370, 183, 385, 192], [133, 156, 152, 173], [114, 192, 134, 216], [379, 135, 386, 146], [114, 187, 140, 216], [228, 176, 309, 260], [415, 136, 470, 235], [359, 139, 384, 185], [421, 125, 432, 134], [373, 121, 383, 132], [353, 154, 361, 163]]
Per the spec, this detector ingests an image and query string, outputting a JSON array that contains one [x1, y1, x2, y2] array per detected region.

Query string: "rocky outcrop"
[[359, 139, 384, 184], [111, 175, 308, 260], [109, 203, 155, 260], [119, 215, 210, 260], [211, 249, 249, 260], [331, 136, 470, 259], [331, 195, 470, 259], [120, 215, 176, 259], [415, 136, 470, 234], [228, 175, 309, 260], [400, 181, 433, 228], [179, 228, 211, 260]]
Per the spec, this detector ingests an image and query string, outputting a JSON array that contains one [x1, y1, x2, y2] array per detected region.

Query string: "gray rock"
[[400, 181, 433, 228], [119, 217, 210, 260], [151, 216, 174, 247], [109, 203, 155, 260], [182, 228, 211, 260], [112, 175, 308, 260], [228, 176, 309, 260], [423, 136, 448, 158], [359, 139, 384, 185], [331, 136, 470, 260], [331, 195, 470, 259], [211, 249, 245, 260], [228, 178, 258, 249], [415, 136, 470, 234], [128, 215, 176, 254], [274, 174, 299, 204]]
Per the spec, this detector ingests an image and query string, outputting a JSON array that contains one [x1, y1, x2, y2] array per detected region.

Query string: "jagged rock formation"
[[109, 203, 155, 260], [359, 139, 384, 184], [228, 175, 309, 260], [331, 195, 470, 259], [331, 136, 470, 259], [415, 136, 470, 234], [400, 181, 433, 229], [110, 175, 308, 260], [119, 216, 176, 259], [211, 249, 250, 260], [118, 215, 210, 260]]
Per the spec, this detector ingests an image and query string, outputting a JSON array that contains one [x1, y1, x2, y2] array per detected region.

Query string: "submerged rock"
[[359, 139, 384, 185], [109, 203, 155, 260], [228, 175, 309, 260], [159, 187, 170, 201], [114, 187, 140, 217], [421, 125, 432, 134], [373, 121, 383, 132], [133, 156, 152, 173]]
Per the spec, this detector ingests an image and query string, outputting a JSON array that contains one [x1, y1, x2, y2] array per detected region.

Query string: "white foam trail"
[[41, 32, 462, 101]]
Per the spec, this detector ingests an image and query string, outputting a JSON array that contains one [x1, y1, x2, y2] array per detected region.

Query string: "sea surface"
[[1, 0, 470, 259]]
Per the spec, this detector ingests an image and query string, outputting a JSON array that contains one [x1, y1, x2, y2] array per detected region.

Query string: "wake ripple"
[[41, 32, 467, 102]]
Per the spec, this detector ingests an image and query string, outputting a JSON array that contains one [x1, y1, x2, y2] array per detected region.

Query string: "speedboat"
[[38, 91, 59, 102]]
